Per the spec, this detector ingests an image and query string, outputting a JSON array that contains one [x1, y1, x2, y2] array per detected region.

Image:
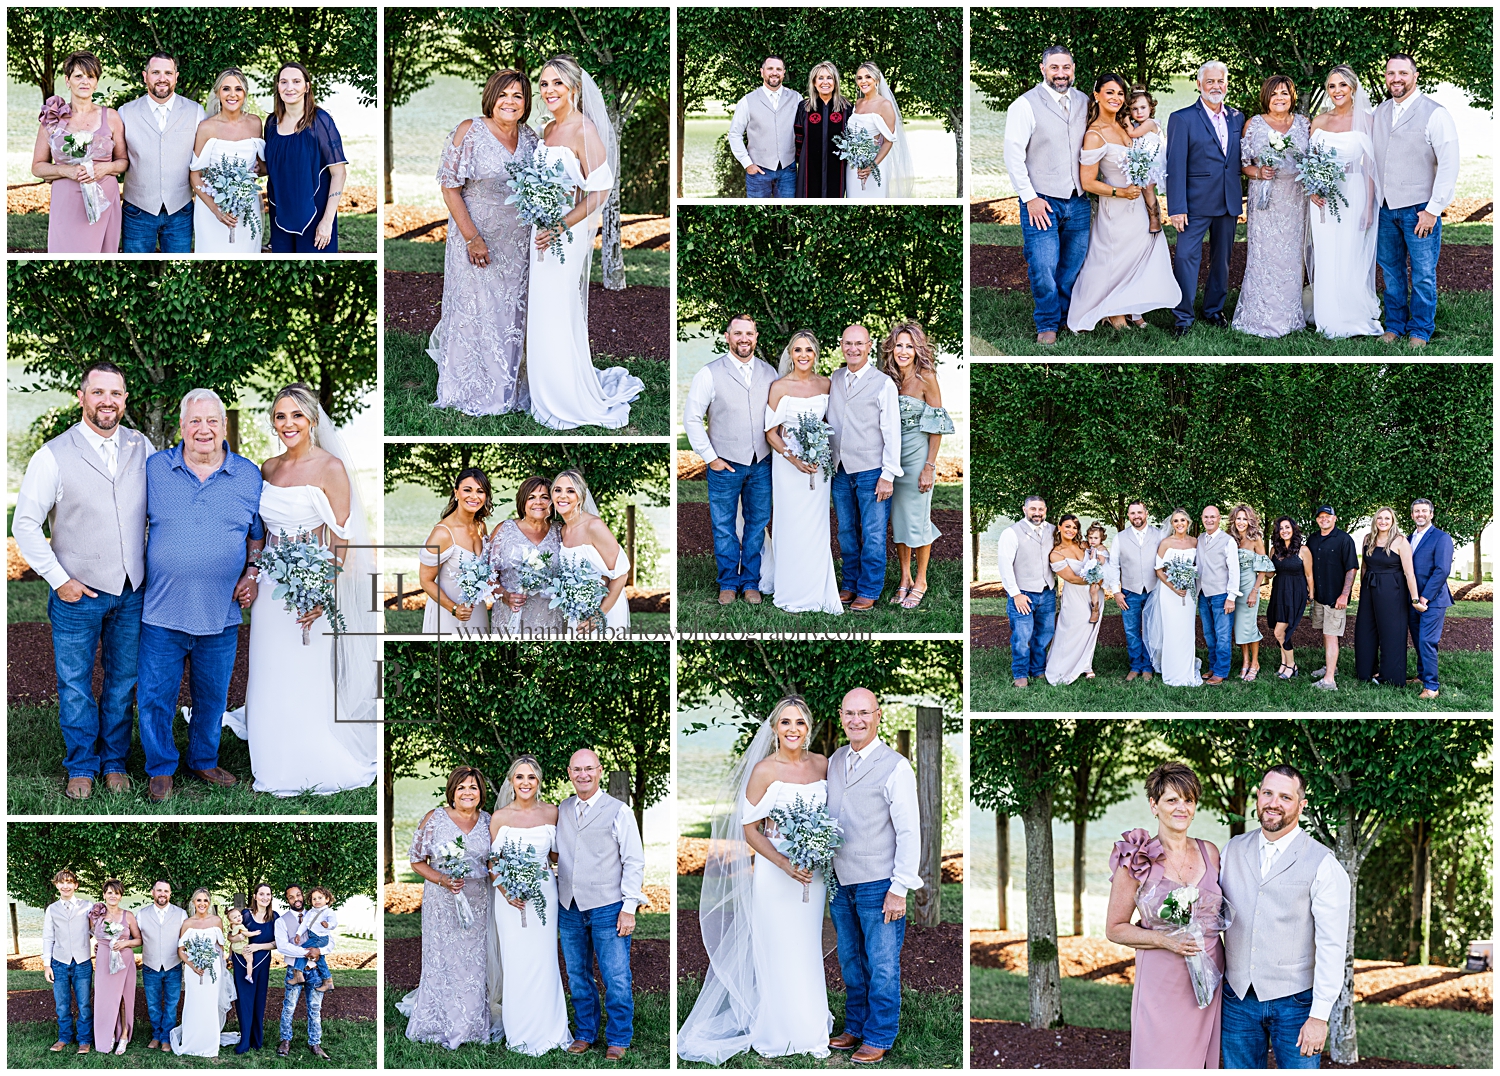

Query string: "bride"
[[763, 331, 842, 614], [552, 469, 631, 634], [171, 889, 236, 1057], [189, 68, 265, 253], [486, 756, 573, 1055], [846, 63, 914, 198], [242, 384, 377, 796], [1145, 508, 1203, 687], [1307, 65, 1382, 338], [526, 55, 643, 430], [678, 696, 834, 1062]]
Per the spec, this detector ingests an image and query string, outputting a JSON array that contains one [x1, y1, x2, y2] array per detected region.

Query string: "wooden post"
[[10, 902, 19, 955], [896, 728, 912, 759], [997, 813, 1010, 931], [608, 770, 631, 804], [911, 705, 943, 927], [226, 409, 240, 454], [383, 751, 395, 885], [626, 505, 637, 586]]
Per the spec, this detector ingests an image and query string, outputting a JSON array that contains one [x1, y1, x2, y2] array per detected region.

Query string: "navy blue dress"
[[265, 108, 346, 253], [232, 913, 277, 1052]]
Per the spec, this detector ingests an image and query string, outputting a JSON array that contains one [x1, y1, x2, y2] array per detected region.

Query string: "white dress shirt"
[[575, 788, 649, 914], [13, 424, 124, 590], [683, 355, 757, 465], [843, 362, 903, 483], [846, 738, 924, 898], [1200, 529, 1243, 599], [1408, 524, 1431, 553], [149, 93, 177, 131], [1389, 90, 1461, 216], [1258, 825, 1351, 1021], [1003, 88, 1074, 203], [995, 521, 1047, 597], [275, 909, 339, 960]]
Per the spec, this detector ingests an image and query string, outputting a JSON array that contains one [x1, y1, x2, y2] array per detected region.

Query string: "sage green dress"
[[1233, 547, 1275, 643], [890, 395, 955, 546]]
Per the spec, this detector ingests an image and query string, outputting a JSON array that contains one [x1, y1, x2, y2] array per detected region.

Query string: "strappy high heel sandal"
[[901, 587, 927, 610], [890, 586, 910, 605]]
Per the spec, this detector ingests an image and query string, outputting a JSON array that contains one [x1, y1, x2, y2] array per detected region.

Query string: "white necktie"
[[156, 103, 168, 131], [1261, 841, 1276, 878], [101, 437, 117, 476]]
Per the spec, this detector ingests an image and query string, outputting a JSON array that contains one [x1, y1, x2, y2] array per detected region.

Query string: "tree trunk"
[[1230, 776, 1246, 836], [10, 902, 19, 955], [1473, 531, 1482, 583], [997, 812, 1010, 930], [1420, 833, 1432, 966], [1328, 805, 1362, 1064], [382, 749, 395, 885], [675, 54, 686, 199], [1407, 822, 1421, 961], [911, 706, 943, 927], [950, 108, 964, 198], [599, 90, 627, 291], [1022, 790, 1063, 1028], [1072, 818, 1086, 936], [383, 102, 395, 204], [972, 525, 980, 582], [626, 504, 637, 586]]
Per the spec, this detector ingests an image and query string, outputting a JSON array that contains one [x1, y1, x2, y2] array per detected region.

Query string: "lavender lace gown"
[[1111, 829, 1225, 1068], [429, 119, 539, 415], [488, 518, 566, 633], [1233, 114, 1311, 338], [398, 808, 494, 1050]]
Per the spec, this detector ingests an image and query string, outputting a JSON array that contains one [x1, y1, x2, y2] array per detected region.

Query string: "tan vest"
[[137, 902, 188, 971], [44, 424, 149, 595], [557, 792, 627, 911], [827, 365, 889, 474], [1022, 83, 1088, 198], [47, 900, 93, 965], [705, 355, 777, 465], [1005, 519, 1056, 593], [741, 88, 801, 171], [1373, 93, 1442, 211], [1221, 829, 1335, 1003], [826, 742, 902, 886], [118, 93, 205, 215]]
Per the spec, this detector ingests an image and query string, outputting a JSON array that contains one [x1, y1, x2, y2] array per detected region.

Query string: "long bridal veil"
[[877, 73, 916, 198], [676, 717, 779, 1064], [573, 68, 618, 320]]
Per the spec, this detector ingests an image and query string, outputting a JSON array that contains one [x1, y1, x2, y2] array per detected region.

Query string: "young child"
[[1084, 522, 1113, 625], [225, 906, 253, 978], [1124, 86, 1164, 235], [289, 886, 337, 992]]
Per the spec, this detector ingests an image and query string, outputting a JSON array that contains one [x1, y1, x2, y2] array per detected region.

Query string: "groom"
[[1165, 61, 1244, 337], [1218, 766, 1350, 1068], [728, 56, 801, 198], [118, 51, 204, 253], [683, 314, 778, 604], [827, 324, 902, 611], [557, 748, 647, 1061], [826, 689, 923, 1065], [276, 884, 332, 1059], [996, 496, 1056, 688]]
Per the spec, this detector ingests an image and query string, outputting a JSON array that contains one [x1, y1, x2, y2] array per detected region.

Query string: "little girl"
[[1084, 522, 1114, 624], [225, 906, 254, 981], [1124, 86, 1164, 235]]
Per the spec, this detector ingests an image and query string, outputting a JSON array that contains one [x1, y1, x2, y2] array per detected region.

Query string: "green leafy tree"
[[970, 719, 1071, 1028], [1152, 718, 1262, 837], [261, 6, 378, 105], [6, 6, 100, 107], [383, 8, 456, 204], [255, 262, 378, 423], [383, 442, 668, 507], [678, 205, 962, 358]]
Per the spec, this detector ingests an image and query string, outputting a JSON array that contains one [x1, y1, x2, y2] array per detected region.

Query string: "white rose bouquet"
[[1136, 879, 1235, 1008]]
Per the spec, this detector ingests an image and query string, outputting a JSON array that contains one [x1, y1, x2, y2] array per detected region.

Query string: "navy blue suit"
[[1407, 526, 1453, 691], [1164, 98, 1244, 327]]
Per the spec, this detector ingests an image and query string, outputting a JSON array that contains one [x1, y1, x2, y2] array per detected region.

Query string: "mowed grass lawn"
[[6, 212, 377, 253], [382, 608, 673, 637], [969, 221, 1493, 356], [385, 241, 669, 286], [971, 967, 1492, 1069]]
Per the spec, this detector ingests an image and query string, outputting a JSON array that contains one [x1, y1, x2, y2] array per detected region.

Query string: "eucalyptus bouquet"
[[1080, 560, 1105, 586], [549, 556, 609, 632], [1124, 140, 1158, 189], [506, 145, 574, 263], [182, 933, 220, 983], [1161, 556, 1199, 606], [254, 530, 344, 645], [489, 836, 549, 927], [786, 410, 836, 490], [1254, 127, 1296, 210], [832, 126, 882, 189], [767, 794, 844, 903], [1295, 141, 1350, 223], [506, 549, 556, 634], [433, 835, 477, 929], [1136, 879, 1235, 1008], [199, 155, 262, 245], [454, 551, 495, 610]]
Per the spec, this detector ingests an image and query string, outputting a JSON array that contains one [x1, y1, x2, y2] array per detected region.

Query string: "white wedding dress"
[[243, 483, 379, 796], [740, 780, 834, 1058], [764, 395, 843, 614], [1307, 128, 1382, 338], [489, 824, 573, 1055], [845, 111, 899, 199], [1152, 547, 1203, 687], [171, 926, 236, 1056], [189, 138, 265, 253], [525, 144, 643, 430], [558, 541, 630, 632]]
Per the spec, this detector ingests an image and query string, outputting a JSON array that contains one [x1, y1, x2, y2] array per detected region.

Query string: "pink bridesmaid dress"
[[1111, 828, 1225, 1068], [45, 105, 122, 254], [91, 907, 138, 1050]]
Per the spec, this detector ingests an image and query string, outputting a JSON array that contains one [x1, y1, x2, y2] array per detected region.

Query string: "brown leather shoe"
[[146, 1039, 160, 1051], [850, 597, 876, 611], [1408, 336, 1428, 348], [49, 1041, 68, 1052], [605, 1045, 627, 1061], [105, 772, 130, 793], [277, 1040, 291, 1057], [65, 776, 93, 800], [1418, 688, 1440, 700], [1013, 677, 1028, 689], [1203, 675, 1225, 685], [160, 1041, 172, 1052], [77, 1044, 91, 1055], [742, 589, 762, 605], [829, 1033, 860, 1050], [190, 767, 238, 787], [851, 1044, 887, 1064], [310, 1044, 331, 1060], [149, 776, 173, 803], [1380, 331, 1399, 344], [1036, 331, 1058, 346], [718, 589, 737, 605], [567, 1039, 592, 1054], [839, 590, 855, 604]]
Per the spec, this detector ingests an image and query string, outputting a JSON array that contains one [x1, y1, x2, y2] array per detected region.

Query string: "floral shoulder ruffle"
[[1109, 827, 1164, 882]]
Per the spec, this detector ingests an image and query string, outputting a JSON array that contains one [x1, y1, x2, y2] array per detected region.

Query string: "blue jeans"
[[51, 959, 93, 1044], [1007, 588, 1056, 680], [1221, 983, 1318, 1068], [1172, 212, 1237, 327], [120, 201, 193, 253], [830, 880, 906, 1050], [290, 932, 331, 988], [1377, 205, 1441, 340], [559, 900, 633, 1046], [1118, 589, 1156, 673], [832, 466, 890, 601], [279, 980, 323, 1045], [746, 164, 796, 198], [705, 456, 772, 591], [1408, 604, 1447, 691], [1018, 193, 1091, 332], [141, 964, 182, 1043], [1198, 592, 1233, 679], [50, 582, 142, 779], [136, 622, 240, 777]]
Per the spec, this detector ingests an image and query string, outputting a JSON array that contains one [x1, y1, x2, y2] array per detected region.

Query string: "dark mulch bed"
[[8, 985, 375, 1024], [385, 935, 668, 995], [384, 271, 668, 360], [968, 1020, 1444, 1069], [970, 612, 1491, 651], [969, 196, 1496, 226], [677, 503, 963, 561], [970, 242, 1492, 293], [677, 910, 961, 994], [7, 623, 250, 707]]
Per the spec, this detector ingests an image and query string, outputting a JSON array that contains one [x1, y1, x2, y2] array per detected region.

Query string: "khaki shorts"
[[1310, 600, 1347, 637]]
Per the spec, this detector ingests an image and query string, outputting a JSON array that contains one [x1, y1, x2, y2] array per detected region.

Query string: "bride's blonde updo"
[[539, 54, 584, 110], [271, 383, 321, 446], [768, 694, 814, 756]]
